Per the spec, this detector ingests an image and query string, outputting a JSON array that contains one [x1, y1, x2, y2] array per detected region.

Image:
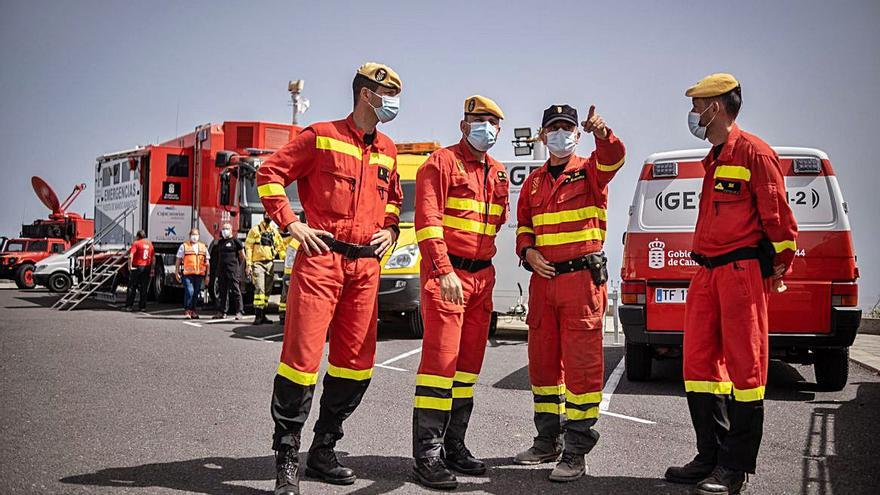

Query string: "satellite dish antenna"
[[32, 176, 61, 215]]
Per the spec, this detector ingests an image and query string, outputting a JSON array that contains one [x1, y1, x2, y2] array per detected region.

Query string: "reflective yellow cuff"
[[772, 240, 797, 253], [416, 226, 444, 242], [532, 384, 566, 396], [713, 165, 751, 181], [565, 390, 602, 405], [277, 362, 318, 386], [416, 374, 453, 389], [685, 380, 733, 395], [414, 396, 452, 411], [566, 406, 600, 420], [534, 402, 565, 415], [385, 204, 400, 216], [258, 183, 286, 197], [596, 156, 625, 172], [327, 364, 373, 381], [733, 386, 765, 402], [452, 387, 474, 399], [453, 371, 479, 384], [517, 226, 535, 236]]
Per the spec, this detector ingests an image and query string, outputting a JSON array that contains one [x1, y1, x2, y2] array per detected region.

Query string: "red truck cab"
[[620, 147, 860, 390], [0, 238, 68, 288]]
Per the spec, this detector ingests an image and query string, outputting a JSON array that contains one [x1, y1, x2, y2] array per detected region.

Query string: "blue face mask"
[[371, 93, 400, 123], [466, 121, 497, 152]]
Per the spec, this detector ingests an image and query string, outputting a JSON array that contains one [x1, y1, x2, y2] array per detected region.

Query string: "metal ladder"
[[52, 206, 137, 311]]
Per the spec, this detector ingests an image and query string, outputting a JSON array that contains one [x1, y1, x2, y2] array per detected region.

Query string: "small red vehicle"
[[0, 178, 94, 289], [620, 147, 860, 390]]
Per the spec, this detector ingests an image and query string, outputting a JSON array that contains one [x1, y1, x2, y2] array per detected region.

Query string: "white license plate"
[[654, 287, 688, 303]]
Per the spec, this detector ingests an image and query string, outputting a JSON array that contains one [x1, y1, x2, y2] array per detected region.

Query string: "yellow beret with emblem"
[[357, 62, 402, 92], [685, 73, 740, 98], [464, 95, 505, 120]]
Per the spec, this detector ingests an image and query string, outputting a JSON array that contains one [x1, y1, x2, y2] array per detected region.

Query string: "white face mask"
[[466, 121, 498, 152], [545, 129, 578, 158], [190, 235, 199, 243], [221, 228, 232, 238], [688, 104, 716, 140]]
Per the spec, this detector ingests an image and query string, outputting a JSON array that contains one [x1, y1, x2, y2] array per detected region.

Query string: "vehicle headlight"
[[384, 244, 419, 269], [7, 257, 16, 264], [36, 264, 47, 271]]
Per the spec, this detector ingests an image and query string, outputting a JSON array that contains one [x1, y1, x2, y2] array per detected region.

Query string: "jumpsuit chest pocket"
[[711, 182, 751, 215], [492, 181, 509, 224], [557, 181, 588, 205], [450, 172, 478, 197], [318, 169, 356, 218]]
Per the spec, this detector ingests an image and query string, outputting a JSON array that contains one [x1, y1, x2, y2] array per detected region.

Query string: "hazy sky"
[[1, 0, 878, 309]]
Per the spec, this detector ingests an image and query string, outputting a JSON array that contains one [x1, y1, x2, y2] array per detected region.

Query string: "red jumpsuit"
[[515, 131, 625, 454], [257, 114, 402, 451], [683, 124, 797, 473], [412, 138, 509, 459]]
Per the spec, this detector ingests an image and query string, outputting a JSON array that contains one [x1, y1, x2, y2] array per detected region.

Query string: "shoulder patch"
[[497, 170, 508, 182]]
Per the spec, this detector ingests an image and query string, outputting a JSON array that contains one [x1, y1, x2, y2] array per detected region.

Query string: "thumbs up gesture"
[[581, 105, 609, 140]]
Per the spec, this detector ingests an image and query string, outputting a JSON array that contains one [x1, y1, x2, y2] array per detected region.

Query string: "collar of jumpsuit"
[[705, 123, 742, 167]]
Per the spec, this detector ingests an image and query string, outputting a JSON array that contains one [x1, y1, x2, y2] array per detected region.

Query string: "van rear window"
[[166, 154, 189, 177]]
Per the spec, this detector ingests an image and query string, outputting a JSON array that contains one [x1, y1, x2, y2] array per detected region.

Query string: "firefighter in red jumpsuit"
[[514, 104, 625, 482], [411, 95, 508, 490], [256, 63, 403, 495], [665, 73, 798, 495]]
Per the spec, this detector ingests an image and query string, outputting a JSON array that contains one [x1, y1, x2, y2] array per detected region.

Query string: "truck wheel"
[[625, 342, 653, 381], [48, 272, 73, 293], [814, 348, 849, 391], [408, 310, 424, 338], [488, 311, 498, 338], [14, 263, 36, 289]]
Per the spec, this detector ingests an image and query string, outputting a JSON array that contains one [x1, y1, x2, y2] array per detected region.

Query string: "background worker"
[[278, 231, 300, 326], [124, 229, 154, 312], [245, 213, 283, 325], [665, 73, 797, 495], [175, 228, 209, 319], [213, 222, 245, 320], [410, 95, 508, 490], [256, 62, 402, 495], [514, 104, 625, 482]]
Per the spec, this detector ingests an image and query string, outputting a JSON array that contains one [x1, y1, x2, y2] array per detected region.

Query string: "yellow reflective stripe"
[[566, 406, 600, 420], [535, 228, 605, 247], [283, 269, 292, 275], [442, 215, 497, 236], [517, 226, 535, 236], [714, 165, 751, 181], [414, 396, 452, 411], [534, 402, 566, 415], [257, 183, 286, 197], [277, 362, 318, 386], [416, 226, 444, 242], [532, 206, 606, 227], [452, 387, 474, 399], [327, 364, 373, 381], [370, 152, 395, 170], [532, 384, 566, 396], [453, 371, 479, 384], [385, 204, 400, 216], [685, 380, 733, 395], [773, 240, 797, 253], [596, 156, 625, 172], [416, 374, 453, 389], [315, 136, 362, 159], [445, 197, 504, 217], [565, 390, 602, 405], [733, 386, 765, 402], [253, 294, 267, 302], [289, 238, 301, 249], [279, 303, 286, 311]]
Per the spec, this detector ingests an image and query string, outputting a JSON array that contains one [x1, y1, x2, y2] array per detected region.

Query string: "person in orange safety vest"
[[256, 62, 403, 495], [410, 95, 509, 490], [514, 103, 625, 483], [175, 228, 210, 320], [664, 73, 798, 495]]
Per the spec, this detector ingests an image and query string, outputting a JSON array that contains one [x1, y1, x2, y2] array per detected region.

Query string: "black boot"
[[305, 433, 356, 485], [274, 447, 300, 495], [279, 312, 285, 325], [443, 437, 486, 475], [667, 392, 730, 484], [253, 308, 264, 325], [413, 456, 457, 490], [695, 465, 748, 494], [665, 456, 716, 484], [261, 311, 274, 324]]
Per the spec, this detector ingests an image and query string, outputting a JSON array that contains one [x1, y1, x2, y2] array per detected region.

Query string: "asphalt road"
[[1, 285, 878, 494]]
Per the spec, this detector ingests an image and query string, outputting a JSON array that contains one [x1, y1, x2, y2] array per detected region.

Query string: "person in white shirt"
[[175, 228, 210, 319]]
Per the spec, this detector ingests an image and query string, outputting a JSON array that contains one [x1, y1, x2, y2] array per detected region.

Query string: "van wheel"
[[625, 343, 653, 381], [488, 311, 498, 338], [14, 263, 36, 289], [407, 310, 424, 338], [814, 348, 849, 391], [48, 272, 73, 293]]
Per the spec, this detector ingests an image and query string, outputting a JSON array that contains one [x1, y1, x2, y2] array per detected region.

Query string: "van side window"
[[166, 154, 189, 177], [52, 243, 65, 253]]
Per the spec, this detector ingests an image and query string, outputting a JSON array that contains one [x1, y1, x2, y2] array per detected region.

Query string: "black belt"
[[448, 254, 492, 273], [690, 247, 760, 269], [551, 253, 601, 275], [319, 236, 379, 259]]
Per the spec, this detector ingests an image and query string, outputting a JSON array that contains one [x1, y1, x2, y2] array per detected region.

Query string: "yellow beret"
[[357, 62, 402, 92], [464, 95, 504, 119], [685, 73, 740, 98]]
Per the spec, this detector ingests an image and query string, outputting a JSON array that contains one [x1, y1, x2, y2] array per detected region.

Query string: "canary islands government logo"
[[648, 239, 666, 269]]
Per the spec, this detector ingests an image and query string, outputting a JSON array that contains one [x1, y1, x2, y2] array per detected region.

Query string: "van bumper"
[[619, 305, 861, 349], [378, 274, 420, 313], [33, 273, 51, 287]]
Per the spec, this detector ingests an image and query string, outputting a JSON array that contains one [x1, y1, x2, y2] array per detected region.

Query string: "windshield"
[[400, 181, 415, 223], [3, 240, 47, 252], [5, 241, 25, 252], [242, 176, 300, 210]]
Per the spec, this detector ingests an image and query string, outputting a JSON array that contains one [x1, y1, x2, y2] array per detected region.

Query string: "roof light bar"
[[793, 158, 821, 174], [652, 162, 678, 178]]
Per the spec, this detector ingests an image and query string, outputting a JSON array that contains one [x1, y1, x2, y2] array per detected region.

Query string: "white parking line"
[[203, 318, 235, 324], [603, 410, 655, 425], [380, 346, 422, 366], [600, 356, 656, 425], [183, 321, 202, 328], [376, 364, 408, 372], [147, 307, 187, 315]]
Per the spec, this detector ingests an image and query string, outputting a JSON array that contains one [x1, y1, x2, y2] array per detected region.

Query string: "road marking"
[[379, 347, 422, 366], [183, 321, 202, 328], [262, 333, 284, 340], [148, 307, 187, 315], [603, 410, 655, 425], [203, 318, 235, 324], [599, 356, 656, 425], [376, 364, 408, 372]]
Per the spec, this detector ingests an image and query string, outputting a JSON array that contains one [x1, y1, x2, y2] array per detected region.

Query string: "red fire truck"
[[620, 147, 860, 391], [1, 177, 94, 289], [93, 121, 302, 300]]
